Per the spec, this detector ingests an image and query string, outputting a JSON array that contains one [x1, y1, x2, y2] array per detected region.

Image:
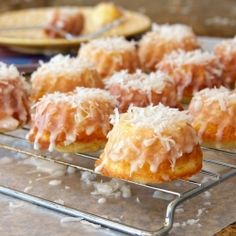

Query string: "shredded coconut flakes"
[[80, 36, 136, 52], [111, 104, 192, 136], [162, 49, 221, 66], [105, 70, 174, 93], [0, 62, 21, 81], [143, 23, 197, 42], [31, 54, 95, 78], [193, 87, 236, 111]]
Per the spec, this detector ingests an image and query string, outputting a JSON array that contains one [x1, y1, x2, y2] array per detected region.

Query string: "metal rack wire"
[[0, 130, 235, 236]]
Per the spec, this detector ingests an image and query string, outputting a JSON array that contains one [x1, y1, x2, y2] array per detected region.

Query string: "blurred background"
[[1, 0, 236, 37]]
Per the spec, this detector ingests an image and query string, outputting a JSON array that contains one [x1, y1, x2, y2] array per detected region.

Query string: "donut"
[[95, 104, 202, 183], [0, 62, 29, 132], [189, 87, 236, 149], [31, 54, 103, 101], [138, 23, 200, 72], [44, 8, 84, 38], [78, 37, 139, 78], [26, 87, 116, 153], [157, 49, 223, 102], [104, 70, 179, 112], [214, 37, 236, 89]]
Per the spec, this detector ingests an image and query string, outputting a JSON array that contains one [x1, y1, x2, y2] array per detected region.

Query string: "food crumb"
[[203, 191, 211, 199], [97, 197, 106, 204], [136, 197, 141, 204], [23, 186, 32, 193], [176, 208, 184, 214], [48, 179, 62, 186]]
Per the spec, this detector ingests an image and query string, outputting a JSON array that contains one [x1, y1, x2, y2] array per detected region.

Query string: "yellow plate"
[[0, 6, 151, 53]]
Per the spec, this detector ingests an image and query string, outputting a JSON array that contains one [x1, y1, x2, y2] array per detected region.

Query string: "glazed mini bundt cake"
[[214, 37, 236, 89], [95, 104, 202, 183], [78, 37, 139, 78], [0, 62, 30, 132], [31, 54, 103, 101], [27, 87, 116, 153], [189, 86, 236, 149], [157, 49, 224, 102], [138, 23, 200, 72], [104, 70, 179, 112]]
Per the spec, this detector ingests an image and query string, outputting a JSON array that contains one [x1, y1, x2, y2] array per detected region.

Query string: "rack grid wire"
[[0, 129, 235, 236]]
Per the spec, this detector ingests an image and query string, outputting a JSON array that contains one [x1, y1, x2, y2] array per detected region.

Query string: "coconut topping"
[[215, 36, 236, 55], [151, 23, 195, 41], [31, 54, 95, 79], [74, 87, 117, 106], [162, 49, 222, 67], [0, 62, 21, 81], [105, 70, 173, 93], [142, 23, 197, 44], [80, 36, 136, 52], [111, 104, 192, 134], [192, 87, 236, 111], [32, 87, 116, 109]]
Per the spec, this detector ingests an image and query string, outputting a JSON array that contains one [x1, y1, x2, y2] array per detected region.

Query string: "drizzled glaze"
[[0, 63, 29, 131], [104, 70, 178, 112], [189, 87, 236, 147], [157, 49, 223, 100], [26, 88, 116, 152], [96, 104, 199, 175]]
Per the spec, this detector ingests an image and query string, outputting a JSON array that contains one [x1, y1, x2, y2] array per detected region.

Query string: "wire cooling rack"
[[0, 129, 235, 236]]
